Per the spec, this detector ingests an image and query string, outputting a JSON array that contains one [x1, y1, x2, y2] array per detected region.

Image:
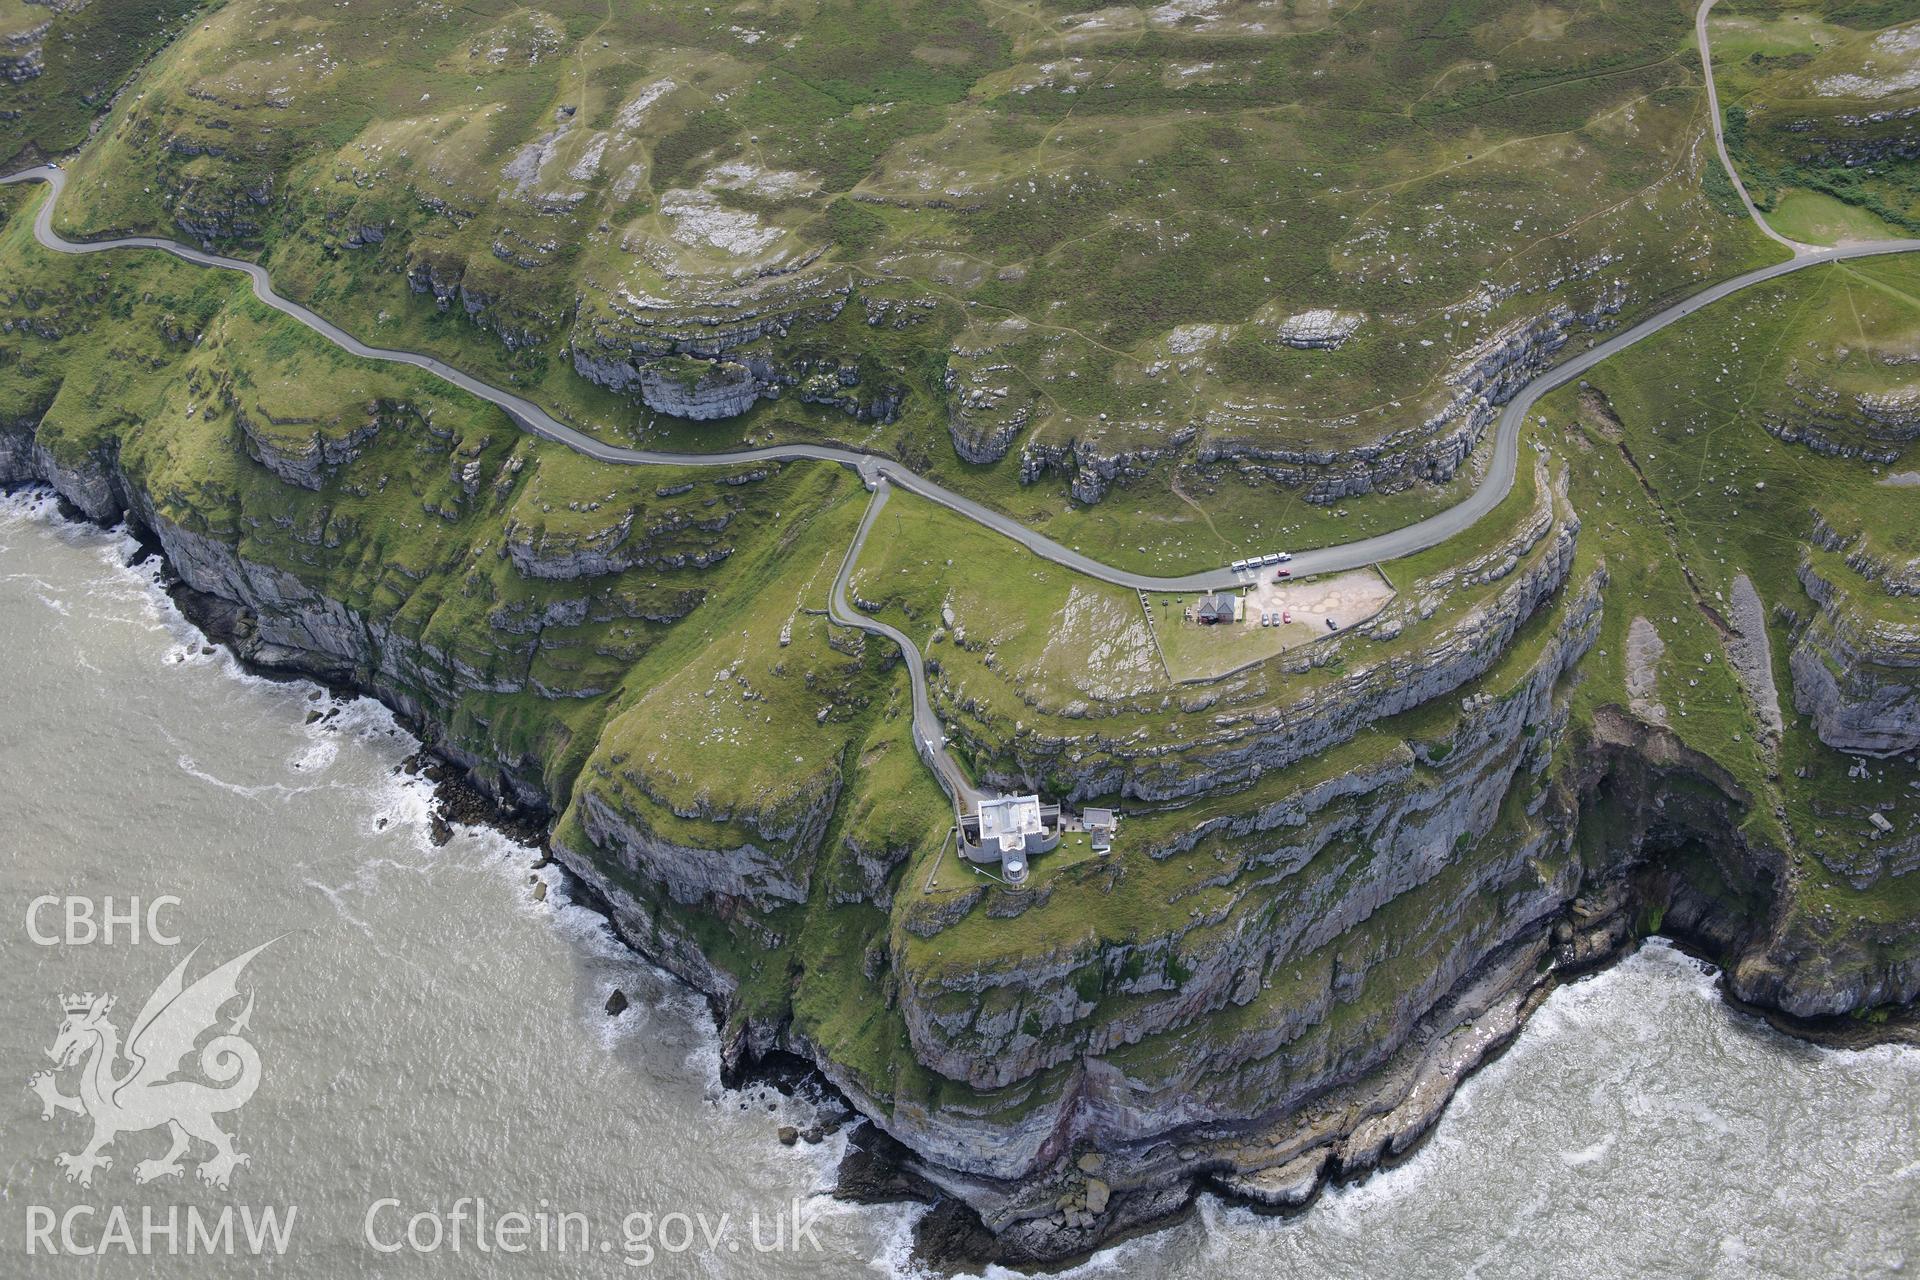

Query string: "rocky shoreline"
[[88, 482, 885, 1122], [5, 447, 1917, 1271], [75, 498, 1919, 1271], [838, 913, 1919, 1276]]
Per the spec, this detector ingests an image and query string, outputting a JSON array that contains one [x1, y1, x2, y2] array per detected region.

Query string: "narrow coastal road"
[[6, 169, 1916, 595], [829, 479, 979, 805], [8, 30, 1920, 809], [1696, 0, 1816, 257]]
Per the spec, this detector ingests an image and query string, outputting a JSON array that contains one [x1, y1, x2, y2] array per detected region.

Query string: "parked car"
[[1276, 552, 1292, 563], [1326, 617, 1339, 631], [1282, 610, 1291, 625], [1275, 568, 1291, 580]]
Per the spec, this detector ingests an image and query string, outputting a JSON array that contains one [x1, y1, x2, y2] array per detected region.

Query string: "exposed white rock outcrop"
[[1274, 308, 1363, 350]]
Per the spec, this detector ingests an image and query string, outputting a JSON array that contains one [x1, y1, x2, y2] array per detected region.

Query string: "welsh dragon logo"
[[28, 941, 275, 1189]]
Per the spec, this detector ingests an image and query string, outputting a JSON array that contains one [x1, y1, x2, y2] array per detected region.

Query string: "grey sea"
[[2, 490, 1916, 1279]]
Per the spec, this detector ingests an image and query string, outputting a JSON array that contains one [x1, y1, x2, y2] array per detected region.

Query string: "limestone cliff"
[[1, 326, 1914, 1274], [6, 0, 1920, 1265], [1792, 554, 1920, 756]]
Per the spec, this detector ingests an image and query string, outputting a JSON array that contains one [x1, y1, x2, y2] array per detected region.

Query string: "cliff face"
[[818, 566, 1913, 1268], [37, 0, 1785, 545], [1, 21, 48, 85], [560, 269, 908, 425], [1184, 289, 1629, 508], [232, 394, 392, 492], [1002, 288, 1630, 510], [0, 397, 757, 805], [896, 569, 1600, 1105], [1763, 374, 1920, 463], [989, 516, 1578, 804], [1792, 556, 1920, 756], [6, 401, 1916, 1270], [9, 430, 552, 791], [8, 0, 1920, 1261], [3, 259, 1917, 1271]]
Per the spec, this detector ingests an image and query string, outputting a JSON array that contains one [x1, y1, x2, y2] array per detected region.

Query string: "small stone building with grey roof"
[[1083, 807, 1118, 853], [1194, 592, 1238, 625]]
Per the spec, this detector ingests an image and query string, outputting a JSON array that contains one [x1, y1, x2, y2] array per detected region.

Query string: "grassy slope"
[[1, 0, 1915, 1135], [1546, 250, 1920, 921], [0, 0, 202, 167], [28, 0, 1786, 579], [813, 251, 1920, 1112], [1, 173, 951, 975], [1713, 0, 1920, 240]]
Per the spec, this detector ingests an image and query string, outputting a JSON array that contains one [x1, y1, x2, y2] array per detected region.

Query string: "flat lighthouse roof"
[[976, 794, 1045, 853]]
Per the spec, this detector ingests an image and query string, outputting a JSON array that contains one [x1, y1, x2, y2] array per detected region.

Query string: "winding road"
[[1697, 0, 1817, 258], [3, 169, 1913, 594], [5, 24, 1918, 804], [5, 179, 1914, 595], [829, 478, 981, 804]]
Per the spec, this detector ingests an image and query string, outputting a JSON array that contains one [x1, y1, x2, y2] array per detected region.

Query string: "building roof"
[[1083, 807, 1117, 829], [1196, 592, 1237, 620], [977, 794, 1046, 854]]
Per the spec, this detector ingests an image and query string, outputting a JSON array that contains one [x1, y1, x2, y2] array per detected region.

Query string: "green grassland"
[[15, 0, 1790, 577], [845, 251, 1920, 1116], [1713, 0, 1920, 241], [2, 0, 1918, 1163], [840, 416, 1563, 819], [0, 0, 202, 167], [1541, 248, 1920, 920], [872, 449, 1566, 966], [0, 175, 951, 1023]]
